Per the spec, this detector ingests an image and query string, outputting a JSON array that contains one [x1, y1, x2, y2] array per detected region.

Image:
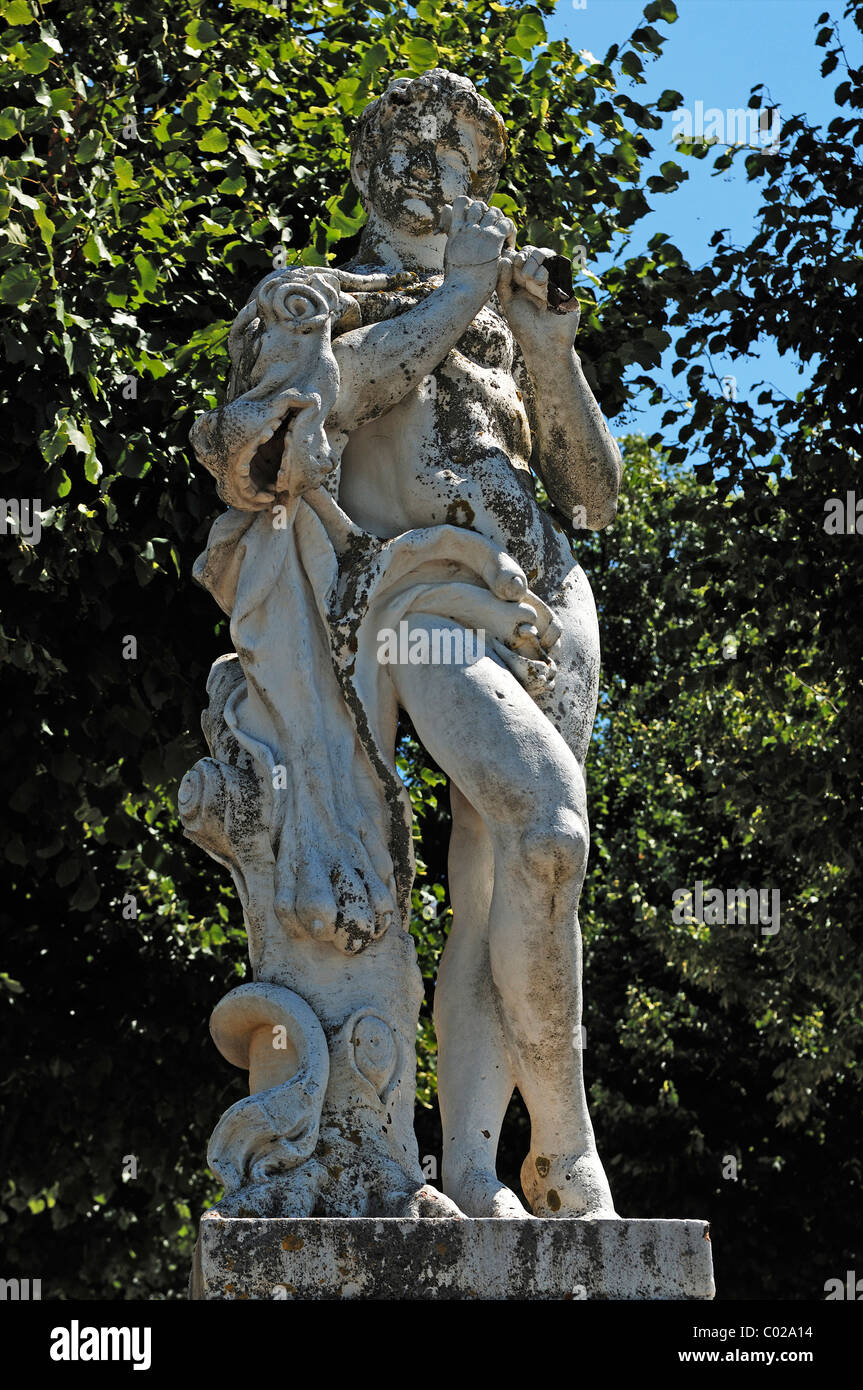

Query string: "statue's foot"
[[378, 1183, 466, 1219], [443, 1164, 534, 1219], [520, 1149, 617, 1219]]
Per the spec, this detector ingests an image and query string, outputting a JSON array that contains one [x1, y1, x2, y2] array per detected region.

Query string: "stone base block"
[[190, 1213, 715, 1300]]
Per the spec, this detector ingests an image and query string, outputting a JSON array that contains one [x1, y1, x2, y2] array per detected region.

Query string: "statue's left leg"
[[388, 617, 616, 1219]]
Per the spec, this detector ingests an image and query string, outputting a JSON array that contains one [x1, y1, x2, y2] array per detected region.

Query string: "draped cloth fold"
[[193, 486, 518, 957]]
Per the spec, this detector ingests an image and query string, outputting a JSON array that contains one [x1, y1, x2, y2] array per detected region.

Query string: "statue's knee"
[[519, 811, 588, 881]]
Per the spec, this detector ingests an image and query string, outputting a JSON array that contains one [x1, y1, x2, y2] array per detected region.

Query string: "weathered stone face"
[[350, 69, 506, 209], [361, 109, 480, 237]]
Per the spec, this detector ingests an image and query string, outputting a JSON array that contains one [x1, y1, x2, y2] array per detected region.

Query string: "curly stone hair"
[[350, 69, 507, 204]]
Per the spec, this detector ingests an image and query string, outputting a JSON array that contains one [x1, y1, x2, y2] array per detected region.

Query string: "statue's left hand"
[[496, 248, 581, 355]]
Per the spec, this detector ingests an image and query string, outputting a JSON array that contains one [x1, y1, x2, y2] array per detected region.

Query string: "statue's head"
[[350, 69, 507, 236]]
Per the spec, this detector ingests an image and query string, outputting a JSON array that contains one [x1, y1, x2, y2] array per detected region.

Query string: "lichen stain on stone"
[[535, 1155, 550, 1178], [547, 1189, 561, 1212], [445, 498, 475, 528]]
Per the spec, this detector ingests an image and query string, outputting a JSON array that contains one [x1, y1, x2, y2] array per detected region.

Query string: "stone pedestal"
[[190, 1214, 715, 1300]]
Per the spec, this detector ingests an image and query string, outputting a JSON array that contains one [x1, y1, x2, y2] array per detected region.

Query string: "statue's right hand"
[[443, 196, 516, 292]]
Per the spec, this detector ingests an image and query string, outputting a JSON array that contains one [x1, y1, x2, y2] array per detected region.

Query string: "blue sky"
[[544, 0, 850, 439]]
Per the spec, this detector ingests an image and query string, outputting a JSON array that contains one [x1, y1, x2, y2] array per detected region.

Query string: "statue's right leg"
[[434, 782, 532, 1217]]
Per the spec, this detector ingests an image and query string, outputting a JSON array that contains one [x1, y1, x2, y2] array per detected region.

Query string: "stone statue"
[[183, 69, 622, 1223]]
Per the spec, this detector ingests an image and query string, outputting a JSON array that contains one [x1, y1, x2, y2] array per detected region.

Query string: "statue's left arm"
[[499, 253, 622, 531]]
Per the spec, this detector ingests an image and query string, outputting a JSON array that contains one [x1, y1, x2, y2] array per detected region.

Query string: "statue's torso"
[[337, 281, 574, 602]]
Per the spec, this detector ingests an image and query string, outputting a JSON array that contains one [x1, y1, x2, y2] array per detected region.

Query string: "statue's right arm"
[[329, 197, 515, 432], [328, 278, 481, 430]]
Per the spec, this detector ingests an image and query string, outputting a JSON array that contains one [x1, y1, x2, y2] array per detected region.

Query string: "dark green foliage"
[[575, 439, 861, 1300]]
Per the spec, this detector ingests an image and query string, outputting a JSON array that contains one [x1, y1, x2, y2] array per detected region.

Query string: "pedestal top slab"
[[191, 1214, 715, 1301]]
